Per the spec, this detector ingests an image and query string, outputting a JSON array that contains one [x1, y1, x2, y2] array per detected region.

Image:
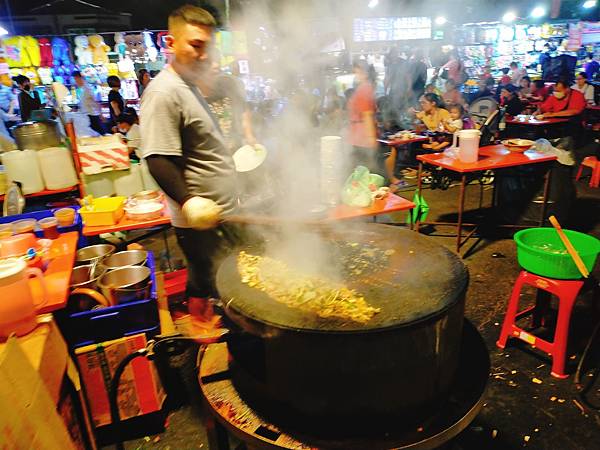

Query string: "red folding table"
[[415, 144, 557, 255]]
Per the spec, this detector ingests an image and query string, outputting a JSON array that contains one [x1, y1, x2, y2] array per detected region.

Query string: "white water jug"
[[2, 150, 45, 194], [38, 147, 78, 190], [452, 129, 481, 164]]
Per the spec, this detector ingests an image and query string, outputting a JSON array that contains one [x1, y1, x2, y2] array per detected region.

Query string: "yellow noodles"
[[237, 251, 380, 323]]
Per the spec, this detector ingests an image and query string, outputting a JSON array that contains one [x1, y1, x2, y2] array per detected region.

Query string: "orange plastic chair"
[[575, 156, 600, 188]]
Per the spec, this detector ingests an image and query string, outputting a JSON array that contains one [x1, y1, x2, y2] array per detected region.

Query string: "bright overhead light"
[[583, 0, 597, 8], [368, 0, 379, 8], [0, 27, 7, 36], [435, 16, 448, 25], [502, 11, 517, 22], [531, 6, 546, 18]]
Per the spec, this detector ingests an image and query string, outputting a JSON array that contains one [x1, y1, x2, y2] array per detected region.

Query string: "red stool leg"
[[575, 164, 584, 181], [549, 286, 581, 378], [497, 271, 527, 349], [591, 164, 600, 188]]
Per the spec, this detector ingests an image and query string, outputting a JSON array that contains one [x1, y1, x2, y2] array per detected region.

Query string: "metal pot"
[[97, 265, 152, 305], [69, 264, 105, 290], [68, 264, 109, 311], [11, 120, 62, 150], [75, 244, 116, 266], [101, 250, 148, 271], [214, 224, 469, 436]]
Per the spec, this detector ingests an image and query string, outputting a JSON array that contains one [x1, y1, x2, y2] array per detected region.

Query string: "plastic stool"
[[496, 270, 584, 378], [575, 156, 600, 188]]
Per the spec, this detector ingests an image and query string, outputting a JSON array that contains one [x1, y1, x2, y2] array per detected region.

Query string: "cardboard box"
[[75, 333, 166, 428], [0, 317, 96, 450], [0, 334, 76, 449]]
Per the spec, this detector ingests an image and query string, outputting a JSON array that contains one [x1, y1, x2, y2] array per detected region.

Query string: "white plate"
[[233, 144, 267, 173]]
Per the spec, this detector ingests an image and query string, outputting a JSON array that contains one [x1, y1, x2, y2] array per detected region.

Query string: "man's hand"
[[182, 196, 222, 230]]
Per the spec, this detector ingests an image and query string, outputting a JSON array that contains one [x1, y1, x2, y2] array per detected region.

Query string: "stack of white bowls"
[[320, 136, 343, 207]]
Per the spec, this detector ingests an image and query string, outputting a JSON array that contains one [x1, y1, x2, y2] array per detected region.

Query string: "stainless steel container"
[[75, 244, 116, 266], [11, 121, 62, 150], [69, 264, 106, 290], [101, 250, 148, 271], [97, 266, 152, 305]]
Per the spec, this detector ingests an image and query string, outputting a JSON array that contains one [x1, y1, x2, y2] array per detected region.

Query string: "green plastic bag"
[[341, 166, 373, 207], [368, 174, 385, 189], [407, 192, 430, 224]]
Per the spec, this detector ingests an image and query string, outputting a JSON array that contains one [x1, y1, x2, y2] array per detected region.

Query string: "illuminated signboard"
[[353, 17, 432, 42]]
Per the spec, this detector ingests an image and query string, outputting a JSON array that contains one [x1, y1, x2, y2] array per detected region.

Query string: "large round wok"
[[214, 224, 468, 436]]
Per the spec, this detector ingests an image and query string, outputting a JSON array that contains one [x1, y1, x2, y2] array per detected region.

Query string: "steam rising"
[[235, 2, 359, 279]]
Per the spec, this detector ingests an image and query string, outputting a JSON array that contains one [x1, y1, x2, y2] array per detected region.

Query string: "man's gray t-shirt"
[[140, 69, 237, 228]]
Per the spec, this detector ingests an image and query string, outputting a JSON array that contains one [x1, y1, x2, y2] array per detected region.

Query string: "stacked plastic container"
[[320, 136, 343, 207], [1, 146, 78, 194]]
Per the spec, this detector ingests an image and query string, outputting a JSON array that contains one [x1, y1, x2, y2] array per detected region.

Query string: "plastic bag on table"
[[341, 166, 374, 208], [534, 139, 575, 166]]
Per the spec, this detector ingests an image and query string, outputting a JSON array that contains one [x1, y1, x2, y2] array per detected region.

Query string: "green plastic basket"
[[514, 228, 600, 280]]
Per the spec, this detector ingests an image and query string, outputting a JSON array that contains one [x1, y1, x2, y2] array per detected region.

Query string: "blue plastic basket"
[[0, 207, 87, 247], [58, 252, 159, 348]]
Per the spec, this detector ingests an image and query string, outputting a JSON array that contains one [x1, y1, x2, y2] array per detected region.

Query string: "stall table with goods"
[[415, 144, 557, 255]]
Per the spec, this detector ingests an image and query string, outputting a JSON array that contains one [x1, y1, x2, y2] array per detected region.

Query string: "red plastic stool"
[[496, 270, 584, 378], [575, 156, 600, 188]]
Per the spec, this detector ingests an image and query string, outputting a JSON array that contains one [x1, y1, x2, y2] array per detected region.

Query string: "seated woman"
[[414, 93, 450, 131], [500, 85, 525, 117], [572, 72, 595, 105], [518, 76, 533, 99]]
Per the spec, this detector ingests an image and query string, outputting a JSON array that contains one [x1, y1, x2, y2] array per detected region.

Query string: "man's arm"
[[145, 154, 191, 206]]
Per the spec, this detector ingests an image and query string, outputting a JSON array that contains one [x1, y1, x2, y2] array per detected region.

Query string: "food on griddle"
[[237, 251, 380, 323], [338, 242, 395, 276]]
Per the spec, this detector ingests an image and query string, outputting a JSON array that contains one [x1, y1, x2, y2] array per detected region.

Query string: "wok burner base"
[[198, 320, 490, 450]]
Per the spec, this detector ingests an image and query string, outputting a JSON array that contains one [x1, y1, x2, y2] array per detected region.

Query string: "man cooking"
[[140, 5, 240, 331]]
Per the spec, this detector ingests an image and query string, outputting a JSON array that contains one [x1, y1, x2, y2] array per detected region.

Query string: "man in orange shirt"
[[536, 78, 586, 119]]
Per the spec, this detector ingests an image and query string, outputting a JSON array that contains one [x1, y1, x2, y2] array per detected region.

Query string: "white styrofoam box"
[[77, 135, 130, 175], [113, 163, 144, 197], [82, 172, 115, 198]]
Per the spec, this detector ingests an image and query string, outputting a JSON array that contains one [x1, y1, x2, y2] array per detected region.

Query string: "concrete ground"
[[107, 169, 600, 450]]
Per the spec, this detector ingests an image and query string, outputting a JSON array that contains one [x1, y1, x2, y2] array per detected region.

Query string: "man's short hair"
[[107, 75, 121, 88], [168, 4, 216, 31], [73, 71, 82, 78], [13, 75, 28, 85], [556, 77, 570, 89]]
